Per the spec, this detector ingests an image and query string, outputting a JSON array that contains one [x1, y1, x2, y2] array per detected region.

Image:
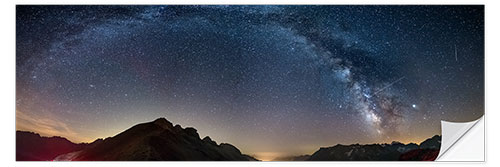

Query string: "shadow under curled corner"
[[436, 115, 484, 161]]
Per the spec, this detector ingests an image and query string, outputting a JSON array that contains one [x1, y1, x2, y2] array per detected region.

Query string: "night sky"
[[16, 5, 484, 160]]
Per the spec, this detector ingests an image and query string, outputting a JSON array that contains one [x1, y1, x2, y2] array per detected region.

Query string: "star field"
[[16, 5, 484, 159]]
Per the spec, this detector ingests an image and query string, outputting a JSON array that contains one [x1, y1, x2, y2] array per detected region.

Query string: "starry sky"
[[16, 5, 484, 160]]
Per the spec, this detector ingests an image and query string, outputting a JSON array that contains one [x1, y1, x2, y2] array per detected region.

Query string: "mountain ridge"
[[54, 117, 258, 161], [307, 135, 441, 161], [17, 117, 440, 161]]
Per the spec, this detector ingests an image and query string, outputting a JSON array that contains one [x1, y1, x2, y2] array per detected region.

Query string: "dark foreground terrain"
[[17, 117, 440, 161]]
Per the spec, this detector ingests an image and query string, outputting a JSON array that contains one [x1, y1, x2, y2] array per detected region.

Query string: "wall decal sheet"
[[16, 5, 484, 161]]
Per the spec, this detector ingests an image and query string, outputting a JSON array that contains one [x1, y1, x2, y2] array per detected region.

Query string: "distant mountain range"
[[266, 135, 441, 161], [307, 135, 441, 161], [16, 117, 440, 161]]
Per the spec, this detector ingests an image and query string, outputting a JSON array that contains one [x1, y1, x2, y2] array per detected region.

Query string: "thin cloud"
[[16, 110, 88, 143]]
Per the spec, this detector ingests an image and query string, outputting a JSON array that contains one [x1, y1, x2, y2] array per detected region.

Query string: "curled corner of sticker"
[[435, 115, 484, 161]]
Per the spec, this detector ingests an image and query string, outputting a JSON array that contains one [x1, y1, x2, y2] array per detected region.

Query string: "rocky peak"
[[202, 136, 217, 145], [153, 117, 174, 130], [184, 127, 200, 138]]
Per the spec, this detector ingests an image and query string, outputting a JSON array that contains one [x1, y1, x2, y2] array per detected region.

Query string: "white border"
[[3, 0, 498, 167]]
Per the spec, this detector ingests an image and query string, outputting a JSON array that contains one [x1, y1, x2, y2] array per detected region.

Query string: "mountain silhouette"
[[307, 135, 441, 161], [398, 135, 441, 161], [54, 118, 258, 161], [418, 135, 441, 149], [17, 117, 441, 161], [16, 131, 91, 161]]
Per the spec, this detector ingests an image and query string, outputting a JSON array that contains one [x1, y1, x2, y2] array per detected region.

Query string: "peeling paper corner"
[[436, 116, 484, 161]]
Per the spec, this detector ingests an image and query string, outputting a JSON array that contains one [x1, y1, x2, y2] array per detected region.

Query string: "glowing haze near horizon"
[[16, 5, 483, 160]]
